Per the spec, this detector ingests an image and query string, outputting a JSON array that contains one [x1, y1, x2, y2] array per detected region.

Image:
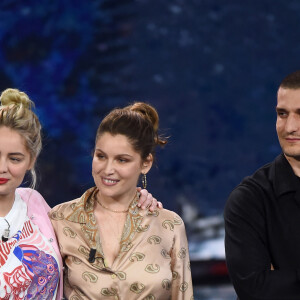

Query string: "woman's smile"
[[92, 133, 152, 203], [101, 177, 119, 186]]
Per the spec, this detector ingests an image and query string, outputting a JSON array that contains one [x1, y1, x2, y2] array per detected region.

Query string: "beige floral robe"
[[50, 187, 193, 300]]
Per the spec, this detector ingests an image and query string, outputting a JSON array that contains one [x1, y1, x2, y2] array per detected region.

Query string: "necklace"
[[97, 200, 128, 213], [96, 193, 137, 213]]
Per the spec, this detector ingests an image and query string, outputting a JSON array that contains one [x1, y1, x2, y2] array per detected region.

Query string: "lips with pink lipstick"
[[0, 178, 9, 184], [101, 177, 119, 186]]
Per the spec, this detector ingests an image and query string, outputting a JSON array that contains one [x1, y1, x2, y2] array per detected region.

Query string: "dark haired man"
[[224, 70, 300, 299]]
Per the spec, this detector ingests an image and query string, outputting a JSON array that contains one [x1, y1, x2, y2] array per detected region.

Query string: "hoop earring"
[[142, 173, 147, 189]]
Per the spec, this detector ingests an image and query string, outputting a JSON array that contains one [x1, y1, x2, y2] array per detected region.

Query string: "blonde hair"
[[0, 88, 42, 188]]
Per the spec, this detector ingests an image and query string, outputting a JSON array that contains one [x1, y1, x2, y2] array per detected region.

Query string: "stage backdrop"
[[0, 0, 298, 218]]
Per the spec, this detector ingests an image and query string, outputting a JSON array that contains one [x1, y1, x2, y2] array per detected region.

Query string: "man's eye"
[[277, 111, 287, 117]]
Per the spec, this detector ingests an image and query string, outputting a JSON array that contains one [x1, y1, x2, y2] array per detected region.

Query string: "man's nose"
[[285, 114, 300, 133]]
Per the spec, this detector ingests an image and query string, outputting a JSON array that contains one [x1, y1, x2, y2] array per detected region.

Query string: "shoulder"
[[224, 158, 277, 219], [17, 187, 46, 203], [17, 187, 49, 211], [240, 160, 274, 190], [150, 208, 186, 231], [49, 198, 81, 219], [17, 189, 53, 230], [157, 208, 183, 220]]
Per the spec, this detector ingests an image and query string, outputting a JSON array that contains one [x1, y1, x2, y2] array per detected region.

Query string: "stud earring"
[[142, 173, 147, 189]]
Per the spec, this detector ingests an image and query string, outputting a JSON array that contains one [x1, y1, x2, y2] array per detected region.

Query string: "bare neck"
[[0, 193, 15, 217], [98, 189, 137, 211]]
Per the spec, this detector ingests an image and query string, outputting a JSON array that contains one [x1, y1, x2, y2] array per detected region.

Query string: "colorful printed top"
[[50, 187, 194, 300], [0, 191, 60, 300]]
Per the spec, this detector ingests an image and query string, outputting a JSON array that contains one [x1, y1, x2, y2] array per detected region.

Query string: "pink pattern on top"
[[0, 220, 59, 300]]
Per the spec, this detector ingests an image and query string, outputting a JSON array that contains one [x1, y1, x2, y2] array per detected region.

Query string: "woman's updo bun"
[[0, 88, 34, 109], [0, 88, 42, 188], [96, 101, 167, 160], [130, 102, 159, 132], [128, 102, 167, 147]]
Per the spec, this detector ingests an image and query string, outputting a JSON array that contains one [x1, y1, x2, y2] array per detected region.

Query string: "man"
[[224, 70, 300, 299]]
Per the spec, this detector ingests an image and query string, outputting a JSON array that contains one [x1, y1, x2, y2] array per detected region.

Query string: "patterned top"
[[50, 187, 193, 300], [0, 193, 60, 300]]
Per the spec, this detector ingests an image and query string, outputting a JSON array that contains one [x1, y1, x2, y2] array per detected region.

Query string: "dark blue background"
[[0, 0, 297, 216]]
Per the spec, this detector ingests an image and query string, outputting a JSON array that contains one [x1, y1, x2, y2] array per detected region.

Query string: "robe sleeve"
[[170, 213, 194, 299]]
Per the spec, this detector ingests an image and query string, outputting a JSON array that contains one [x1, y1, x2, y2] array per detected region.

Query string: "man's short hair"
[[280, 70, 300, 89]]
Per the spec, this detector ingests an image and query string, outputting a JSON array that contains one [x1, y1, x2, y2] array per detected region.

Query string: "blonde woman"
[[0, 89, 63, 299]]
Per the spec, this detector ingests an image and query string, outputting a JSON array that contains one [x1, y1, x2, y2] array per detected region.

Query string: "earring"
[[142, 173, 147, 189]]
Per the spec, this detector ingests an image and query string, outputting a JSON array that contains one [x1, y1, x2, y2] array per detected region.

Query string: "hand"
[[136, 187, 163, 211]]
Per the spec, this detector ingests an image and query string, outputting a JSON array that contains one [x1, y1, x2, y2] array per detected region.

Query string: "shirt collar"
[[66, 187, 142, 224], [65, 187, 145, 270], [66, 186, 98, 224], [273, 153, 300, 197]]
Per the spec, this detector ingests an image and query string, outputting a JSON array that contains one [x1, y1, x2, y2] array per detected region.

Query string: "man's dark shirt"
[[224, 153, 300, 299]]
